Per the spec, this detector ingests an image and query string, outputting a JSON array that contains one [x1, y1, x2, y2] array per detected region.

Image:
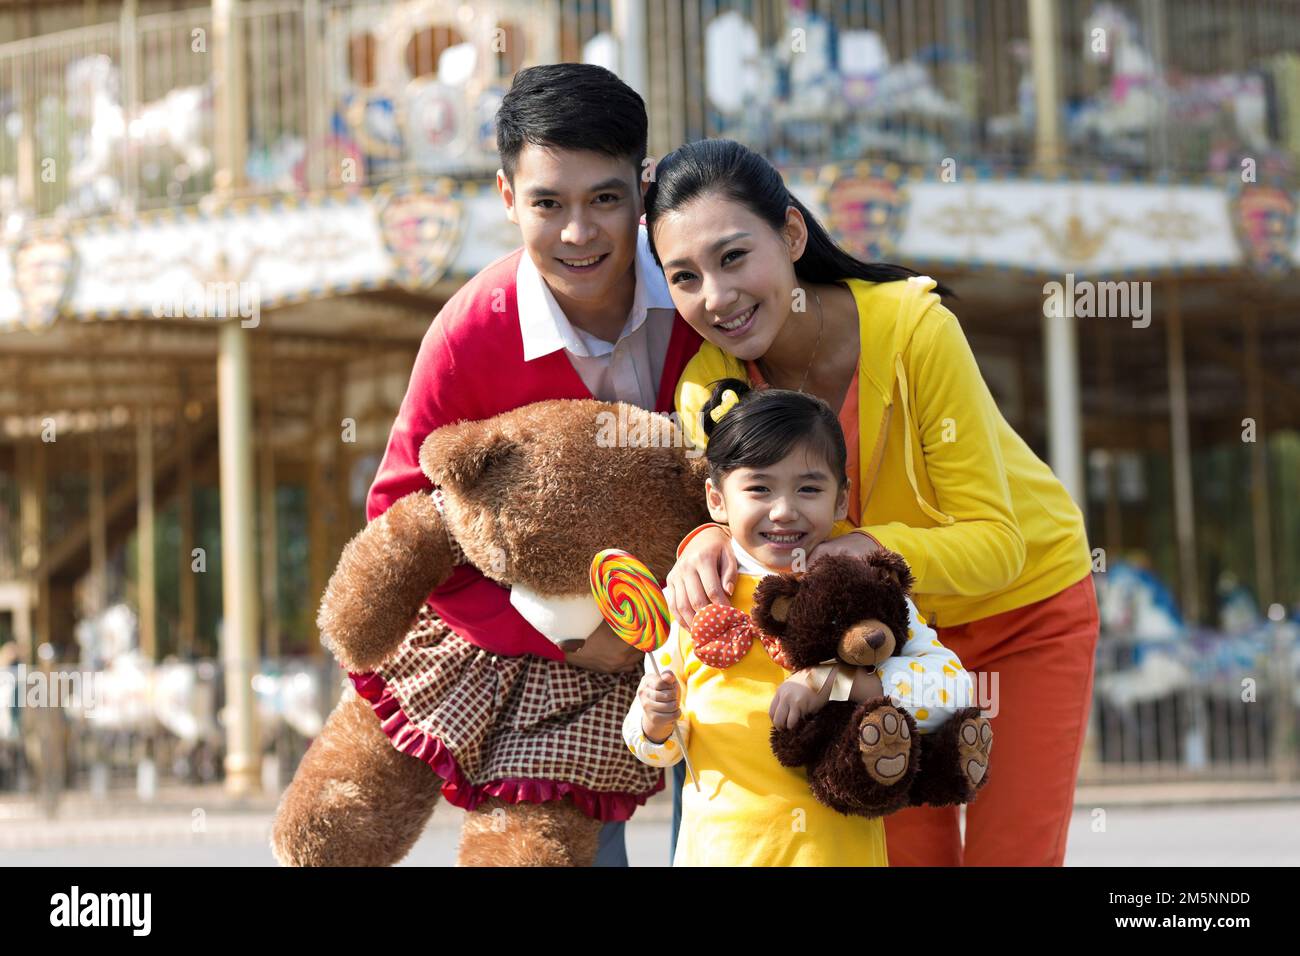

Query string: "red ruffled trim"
[[348, 670, 663, 823]]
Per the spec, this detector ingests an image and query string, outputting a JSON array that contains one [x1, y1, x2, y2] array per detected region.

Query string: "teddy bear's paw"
[[958, 715, 993, 789], [857, 705, 912, 786]]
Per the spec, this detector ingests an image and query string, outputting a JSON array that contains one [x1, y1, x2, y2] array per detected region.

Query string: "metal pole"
[[258, 376, 280, 660], [1099, 325, 1123, 550], [302, 0, 325, 192], [1166, 281, 1199, 625], [213, 0, 248, 194], [218, 319, 261, 796], [306, 377, 333, 660], [136, 406, 157, 661], [331, 367, 350, 571], [213, 0, 259, 796], [1272, 611, 1296, 784], [89, 430, 107, 618], [1042, 292, 1086, 508], [1244, 305, 1274, 609], [176, 386, 197, 658], [119, 0, 140, 212], [19, 440, 49, 656], [16, 443, 38, 664], [1027, 0, 1062, 172]]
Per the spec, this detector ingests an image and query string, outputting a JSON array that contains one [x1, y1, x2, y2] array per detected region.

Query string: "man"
[[365, 64, 701, 865]]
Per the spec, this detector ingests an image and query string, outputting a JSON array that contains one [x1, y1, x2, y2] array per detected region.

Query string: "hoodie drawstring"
[[890, 278, 956, 527]]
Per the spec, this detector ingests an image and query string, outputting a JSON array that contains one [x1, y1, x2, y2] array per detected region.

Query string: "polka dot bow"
[[691, 604, 795, 670]]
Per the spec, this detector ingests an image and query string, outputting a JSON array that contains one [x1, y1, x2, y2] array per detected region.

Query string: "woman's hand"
[[564, 620, 642, 674], [665, 526, 737, 629], [806, 531, 881, 568], [639, 671, 682, 744]]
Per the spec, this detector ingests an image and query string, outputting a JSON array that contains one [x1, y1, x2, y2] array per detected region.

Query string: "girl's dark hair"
[[496, 64, 647, 183], [700, 378, 847, 490], [645, 139, 953, 298]]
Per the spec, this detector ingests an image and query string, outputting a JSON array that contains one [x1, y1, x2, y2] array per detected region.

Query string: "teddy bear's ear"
[[419, 420, 519, 492], [751, 573, 801, 637], [866, 549, 914, 595], [684, 448, 712, 487]]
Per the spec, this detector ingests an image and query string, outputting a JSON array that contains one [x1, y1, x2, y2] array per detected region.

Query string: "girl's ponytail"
[[699, 377, 753, 441]]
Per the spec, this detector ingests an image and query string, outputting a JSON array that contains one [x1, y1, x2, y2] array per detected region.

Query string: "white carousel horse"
[[1073, 2, 1160, 146], [1095, 561, 1184, 641], [253, 661, 330, 741], [76, 603, 328, 744], [64, 54, 212, 211], [1073, 2, 1269, 159], [73, 604, 221, 746]]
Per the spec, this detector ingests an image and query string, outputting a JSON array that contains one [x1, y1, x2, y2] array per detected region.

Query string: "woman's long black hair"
[[644, 138, 953, 298]]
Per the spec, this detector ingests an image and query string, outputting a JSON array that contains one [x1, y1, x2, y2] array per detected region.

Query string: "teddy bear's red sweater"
[[365, 248, 703, 660]]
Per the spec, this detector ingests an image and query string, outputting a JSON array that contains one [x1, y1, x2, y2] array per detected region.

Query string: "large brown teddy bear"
[[271, 400, 709, 866], [752, 551, 993, 818]]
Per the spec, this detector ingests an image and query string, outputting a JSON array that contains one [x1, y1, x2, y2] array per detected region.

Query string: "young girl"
[[622, 380, 975, 866]]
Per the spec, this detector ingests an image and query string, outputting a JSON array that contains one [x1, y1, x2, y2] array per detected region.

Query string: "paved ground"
[[2, 784, 1297, 866]]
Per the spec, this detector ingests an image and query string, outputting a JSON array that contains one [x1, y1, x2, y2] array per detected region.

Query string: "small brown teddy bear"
[[752, 551, 992, 818], [271, 399, 710, 866]]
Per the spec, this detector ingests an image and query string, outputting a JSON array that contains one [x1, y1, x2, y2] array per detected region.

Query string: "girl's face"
[[705, 442, 849, 571], [653, 192, 808, 363]]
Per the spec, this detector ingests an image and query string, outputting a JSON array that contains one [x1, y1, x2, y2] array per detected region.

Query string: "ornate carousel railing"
[[1, 0, 1297, 226]]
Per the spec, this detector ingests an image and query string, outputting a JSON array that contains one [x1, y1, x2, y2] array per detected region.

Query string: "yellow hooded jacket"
[[676, 275, 1092, 628]]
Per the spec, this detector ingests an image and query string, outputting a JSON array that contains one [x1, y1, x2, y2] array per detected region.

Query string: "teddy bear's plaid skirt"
[[357, 604, 663, 819]]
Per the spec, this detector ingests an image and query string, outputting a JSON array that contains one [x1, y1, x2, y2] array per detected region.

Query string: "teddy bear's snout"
[[838, 620, 895, 666]]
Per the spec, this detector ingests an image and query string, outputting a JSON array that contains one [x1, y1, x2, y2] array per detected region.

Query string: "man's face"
[[497, 144, 644, 309]]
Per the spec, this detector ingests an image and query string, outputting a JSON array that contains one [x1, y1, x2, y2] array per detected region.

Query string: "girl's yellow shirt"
[[657, 573, 889, 866]]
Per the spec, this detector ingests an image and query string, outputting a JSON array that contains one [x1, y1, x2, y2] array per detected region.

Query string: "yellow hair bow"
[[709, 388, 740, 423]]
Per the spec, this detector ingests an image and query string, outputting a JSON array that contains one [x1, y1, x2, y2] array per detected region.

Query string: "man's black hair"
[[496, 63, 648, 183]]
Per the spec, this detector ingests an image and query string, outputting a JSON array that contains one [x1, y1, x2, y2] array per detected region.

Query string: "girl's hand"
[[806, 531, 881, 568], [769, 681, 819, 730], [639, 671, 681, 744], [849, 668, 885, 703], [665, 526, 737, 629]]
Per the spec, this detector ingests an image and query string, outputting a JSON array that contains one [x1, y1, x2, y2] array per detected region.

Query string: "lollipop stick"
[[648, 654, 699, 791]]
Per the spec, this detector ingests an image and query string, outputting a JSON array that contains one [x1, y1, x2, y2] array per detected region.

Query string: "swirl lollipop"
[[589, 549, 671, 652], [589, 548, 698, 790]]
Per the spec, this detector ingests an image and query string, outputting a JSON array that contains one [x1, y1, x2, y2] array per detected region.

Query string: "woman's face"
[[705, 442, 848, 572], [653, 192, 807, 363]]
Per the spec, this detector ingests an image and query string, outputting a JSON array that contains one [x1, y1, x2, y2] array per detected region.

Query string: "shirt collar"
[[517, 224, 674, 362], [731, 536, 783, 577]]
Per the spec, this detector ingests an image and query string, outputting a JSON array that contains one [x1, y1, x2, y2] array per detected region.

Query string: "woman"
[[644, 139, 1099, 866]]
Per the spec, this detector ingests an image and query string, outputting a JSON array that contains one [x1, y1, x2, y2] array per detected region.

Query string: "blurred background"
[[0, 0, 1297, 865]]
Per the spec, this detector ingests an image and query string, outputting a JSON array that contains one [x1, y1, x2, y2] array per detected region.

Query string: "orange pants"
[[884, 574, 1100, 866]]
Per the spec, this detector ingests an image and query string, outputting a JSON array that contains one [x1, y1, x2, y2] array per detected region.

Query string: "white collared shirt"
[[730, 537, 781, 577], [516, 224, 677, 408]]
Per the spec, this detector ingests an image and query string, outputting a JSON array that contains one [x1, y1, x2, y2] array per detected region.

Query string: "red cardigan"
[[365, 248, 703, 660]]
